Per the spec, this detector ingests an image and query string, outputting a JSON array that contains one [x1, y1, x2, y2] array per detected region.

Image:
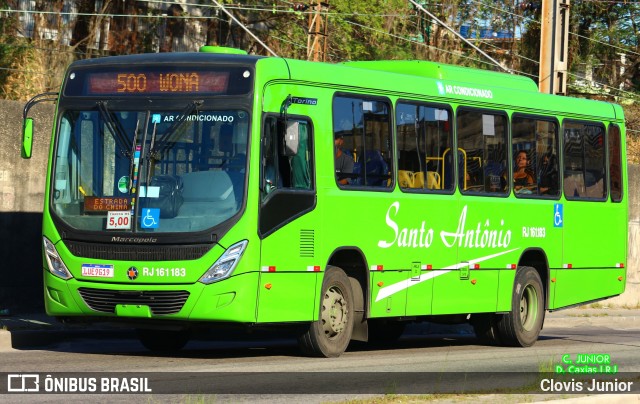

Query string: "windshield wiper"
[[127, 119, 141, 193], [97, 101, 132, 154], [144, 121, 158, 194], [151, 100, 203, 158]]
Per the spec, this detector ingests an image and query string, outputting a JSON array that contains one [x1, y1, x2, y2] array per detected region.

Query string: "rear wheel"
[[137, 329, 190, 352], [298, 266, 354, 357], [496, 266, 544, 347], [470, 313, 501, 345]]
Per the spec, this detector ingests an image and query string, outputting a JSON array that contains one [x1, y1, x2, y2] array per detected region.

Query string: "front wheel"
[[496, 266, 545, 347], [298, 266, 354, 357]]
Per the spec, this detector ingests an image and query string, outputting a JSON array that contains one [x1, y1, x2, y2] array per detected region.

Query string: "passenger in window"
[[538, 152, 558, 195], [514, 150, 535, 194], [334, 133, 354, 185]]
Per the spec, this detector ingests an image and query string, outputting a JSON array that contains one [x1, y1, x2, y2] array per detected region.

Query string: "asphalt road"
[[0, 309, 639, 403]]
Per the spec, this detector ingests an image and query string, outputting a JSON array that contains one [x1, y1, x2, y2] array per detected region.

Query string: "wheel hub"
[[321, 285, 348, 338], [520, 284, 538, 330]]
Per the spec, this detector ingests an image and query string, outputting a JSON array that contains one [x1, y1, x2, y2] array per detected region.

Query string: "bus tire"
[[496, 266, 544, 347], [298, 266, 354, 357], [470, 313, 501, 345], [137, 328, 190, 352]]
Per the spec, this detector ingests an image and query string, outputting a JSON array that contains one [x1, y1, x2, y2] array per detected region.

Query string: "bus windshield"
[[52, 106, 248, 234]]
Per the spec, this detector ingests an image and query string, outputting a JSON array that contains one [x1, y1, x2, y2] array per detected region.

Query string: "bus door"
[[393, 102, 456, 316], [431, 109, 508, 314], [257, 113, 319, 323], [555, 122, 626, 308]]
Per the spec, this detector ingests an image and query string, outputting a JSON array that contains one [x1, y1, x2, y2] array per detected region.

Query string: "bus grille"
[[65, 241, 212, 261], [78, 288, 190, 315]]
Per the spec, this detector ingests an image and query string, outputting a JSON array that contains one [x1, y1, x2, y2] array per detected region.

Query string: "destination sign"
[[87, 71, 229, 94], [64, 66, 253, 96], [84, 197, 131, 212]]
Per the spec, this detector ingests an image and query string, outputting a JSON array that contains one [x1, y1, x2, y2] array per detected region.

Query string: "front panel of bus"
[[42, 54, 266, 323]]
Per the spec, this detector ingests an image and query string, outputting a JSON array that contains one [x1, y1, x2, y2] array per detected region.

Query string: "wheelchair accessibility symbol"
[[141, 208, 160, 229], [554, 203, 563, 228]]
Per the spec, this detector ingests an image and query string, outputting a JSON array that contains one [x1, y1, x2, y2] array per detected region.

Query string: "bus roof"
[[63, 52, 621, 122], [274, 57, 620, 122], [67, 52, 264, 69], [342, 60, 539, 93]]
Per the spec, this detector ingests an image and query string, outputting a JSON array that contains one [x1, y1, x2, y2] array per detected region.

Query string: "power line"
[[0, 66, 51, 76], [566, 71, 640, 99], [4, 2, 638, 59], [409, 0, 509, 72], [2, 1, 639, 101], [209, 0, 277, 56], [463, 0, 640, 58], [569, 31, 640, 58], [341, 19, 494, 68]]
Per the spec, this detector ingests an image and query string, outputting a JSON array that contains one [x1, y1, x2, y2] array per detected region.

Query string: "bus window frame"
[[561, 119, 608, 202], [510, 113, 561, 200], [455, 106, 510, 198], [607, 123, 624, 203], [259, 113, 317, 238], [395, 99, 456, 195], [332, 92, 394, 192]]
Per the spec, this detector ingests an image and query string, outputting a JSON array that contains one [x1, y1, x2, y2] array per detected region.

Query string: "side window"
[[332, 95, 392, 188], [608, 124, 623, 202], [261, 116, 313, 201], [563, 121, 606, 200], [456, 109, 508, 195], [396, 102, 454, 192], [511, 116, 560, 197]]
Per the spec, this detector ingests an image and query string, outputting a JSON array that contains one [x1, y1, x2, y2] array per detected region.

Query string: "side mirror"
[[281, 120, 299, 156], [21, 118, 34, 159], [21, 91, 59, 159]]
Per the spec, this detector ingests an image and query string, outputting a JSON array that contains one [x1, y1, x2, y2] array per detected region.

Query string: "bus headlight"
[[43, 237, 73, 280], [199, 240, 248, 284]]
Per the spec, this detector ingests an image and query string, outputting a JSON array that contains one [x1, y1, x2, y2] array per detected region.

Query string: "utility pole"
[[307, 1, 329, 62], [538, 0, 570, 95]]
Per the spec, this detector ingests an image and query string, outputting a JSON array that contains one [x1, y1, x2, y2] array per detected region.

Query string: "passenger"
[[514, 150, 535, 193], [538, 152, 558, 195], [334, 133, 354, 185]]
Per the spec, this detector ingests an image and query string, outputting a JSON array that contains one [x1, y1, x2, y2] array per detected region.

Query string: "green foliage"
[[0, 1, 43, 99], [569, 2, 639, 93], [1, 0, 638, 101]]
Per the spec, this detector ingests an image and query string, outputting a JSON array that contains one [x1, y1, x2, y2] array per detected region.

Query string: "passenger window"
[[456, 109, 508, 195], [261, 116, 313, 201], [608, 124, 623, 202], [396, 102, 454, 192], [333, 95, 392, 188], [563, 121, 606, 200], [512, 116, 559, 197]]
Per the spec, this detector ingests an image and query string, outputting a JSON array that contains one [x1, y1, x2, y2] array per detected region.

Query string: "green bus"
[[22, 47, 627, 357]]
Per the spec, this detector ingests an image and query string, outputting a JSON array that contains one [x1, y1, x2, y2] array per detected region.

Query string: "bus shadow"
[[10, 321, 566, 359]]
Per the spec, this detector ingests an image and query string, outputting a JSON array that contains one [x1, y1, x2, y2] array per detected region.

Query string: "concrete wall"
[[0, 100, 53, 311], [0, 99, 638, 312], [611, 164, 640, 307]]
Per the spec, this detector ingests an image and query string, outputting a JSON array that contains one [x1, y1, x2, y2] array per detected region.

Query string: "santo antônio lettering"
[[377, 203, 512, 250]]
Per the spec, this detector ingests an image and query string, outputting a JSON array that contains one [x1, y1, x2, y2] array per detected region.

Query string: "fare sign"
[[106, 211, 132, 230]]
